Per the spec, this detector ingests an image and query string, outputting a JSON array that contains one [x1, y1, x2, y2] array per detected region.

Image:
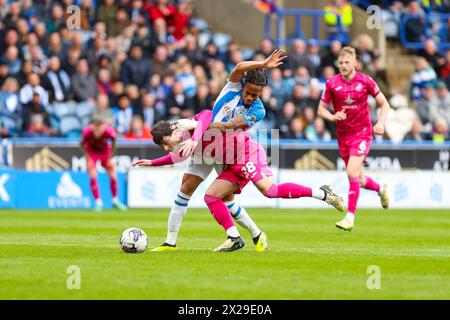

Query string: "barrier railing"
[[264, 8, 346, 47], [400, 13, 450, 50]]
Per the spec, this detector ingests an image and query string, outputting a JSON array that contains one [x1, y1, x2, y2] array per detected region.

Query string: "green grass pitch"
[[0, 208, 449, 299]]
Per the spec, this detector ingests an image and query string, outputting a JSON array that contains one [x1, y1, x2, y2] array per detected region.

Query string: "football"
[[119, 228, 148, 253]]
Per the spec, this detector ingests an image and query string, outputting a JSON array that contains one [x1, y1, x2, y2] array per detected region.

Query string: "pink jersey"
[[321, 72, 380, 140], [81, 124, 117, 153]]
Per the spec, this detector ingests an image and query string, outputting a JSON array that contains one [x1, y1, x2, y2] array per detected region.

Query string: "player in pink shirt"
[[132, 110, 345, 252], [318, 46, 390, 231], [80, 117, 127, 211]]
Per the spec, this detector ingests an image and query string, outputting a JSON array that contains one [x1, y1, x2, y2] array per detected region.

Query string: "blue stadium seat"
[[59, 115, 82, 137]]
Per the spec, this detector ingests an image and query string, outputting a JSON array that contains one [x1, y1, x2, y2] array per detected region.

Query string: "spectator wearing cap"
[[42, 56, 71, 103], [430, 81, 450, 127], [71, 59, 98, 104], [120, 45, 151, 90]]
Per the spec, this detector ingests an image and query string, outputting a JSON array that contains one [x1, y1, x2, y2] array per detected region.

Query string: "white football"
[[119, 228, 148, 253]]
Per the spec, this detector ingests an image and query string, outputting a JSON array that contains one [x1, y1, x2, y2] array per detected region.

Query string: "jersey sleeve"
[[320, 80, 333, 104], [366, 75, 381, 97], [105, 126, 118, 141], [242, 101, 266, 127]]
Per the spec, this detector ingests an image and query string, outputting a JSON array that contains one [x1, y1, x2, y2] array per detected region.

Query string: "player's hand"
[[179, 139, 198, 157], [373, 123, 385, 135], [131, 159, 152, 167], [263, 49, 287, 69], [334, 111, 347, 121]]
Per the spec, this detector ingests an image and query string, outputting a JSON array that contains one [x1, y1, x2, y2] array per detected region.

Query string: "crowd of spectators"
[[0, 0, 449, 144]]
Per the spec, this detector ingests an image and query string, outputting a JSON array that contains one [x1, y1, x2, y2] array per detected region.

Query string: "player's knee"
[[204, 194, 219, 205], [359, 176, 366, 186]]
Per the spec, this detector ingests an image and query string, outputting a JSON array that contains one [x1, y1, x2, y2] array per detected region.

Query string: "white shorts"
[[184, 154, 223, 180]]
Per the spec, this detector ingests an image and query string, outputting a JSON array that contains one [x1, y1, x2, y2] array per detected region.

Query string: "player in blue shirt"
[[152, 49, 287, 252]]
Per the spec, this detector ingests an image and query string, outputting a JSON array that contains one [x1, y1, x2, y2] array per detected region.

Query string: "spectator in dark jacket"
[[120, 45, 151, 89], [43, 56, 71, 103]]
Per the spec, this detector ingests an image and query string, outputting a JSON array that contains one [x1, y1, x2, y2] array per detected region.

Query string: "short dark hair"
[[152, 121, 175, 146], [244, 69, 268, 87]]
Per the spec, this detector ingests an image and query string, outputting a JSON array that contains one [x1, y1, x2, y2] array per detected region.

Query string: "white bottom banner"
[[128, 168, 450, 209]]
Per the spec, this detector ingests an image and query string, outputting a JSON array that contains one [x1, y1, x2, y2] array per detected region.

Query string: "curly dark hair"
[[151, 121, 175, 146], [245, 69, 268, 87]]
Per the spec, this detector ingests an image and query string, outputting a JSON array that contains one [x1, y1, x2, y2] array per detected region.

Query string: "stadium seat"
[[59, 115, 82, 137], [52, 102, 75, 118]]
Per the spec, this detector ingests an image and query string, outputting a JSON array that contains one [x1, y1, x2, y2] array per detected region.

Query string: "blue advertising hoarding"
[[0, 170, 126, 209]]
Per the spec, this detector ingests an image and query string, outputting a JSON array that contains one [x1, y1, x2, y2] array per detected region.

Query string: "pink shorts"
[[217, 160, 273, 194], [338, 136, 372, 165], [87, 150, 111, 168]]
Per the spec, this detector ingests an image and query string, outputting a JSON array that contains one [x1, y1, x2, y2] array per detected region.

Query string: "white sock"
[[345, 212, 355, 222], [112, 197, 118, 204], [226, 226, 240, 238], [312, 189, 327, 200], [225, 201, 261, 238], [165, 192, 190, 245], [95, 198, 103, 206]]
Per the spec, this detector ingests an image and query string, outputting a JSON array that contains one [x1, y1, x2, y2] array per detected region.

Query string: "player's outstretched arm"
[[373, 92, 391, 135], [209, 115, 248, 132], [131, 152, 188, 168], [228, 49, 287, 83]]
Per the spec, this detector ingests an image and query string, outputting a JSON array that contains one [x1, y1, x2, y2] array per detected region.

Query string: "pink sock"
[[90, 178, 100, 200], [363, 176, 380, 193], [110, 177, 118, 197], [266, 183, 313, 198], [348, 177, 360, 214], [204, 195, 235, 232]]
